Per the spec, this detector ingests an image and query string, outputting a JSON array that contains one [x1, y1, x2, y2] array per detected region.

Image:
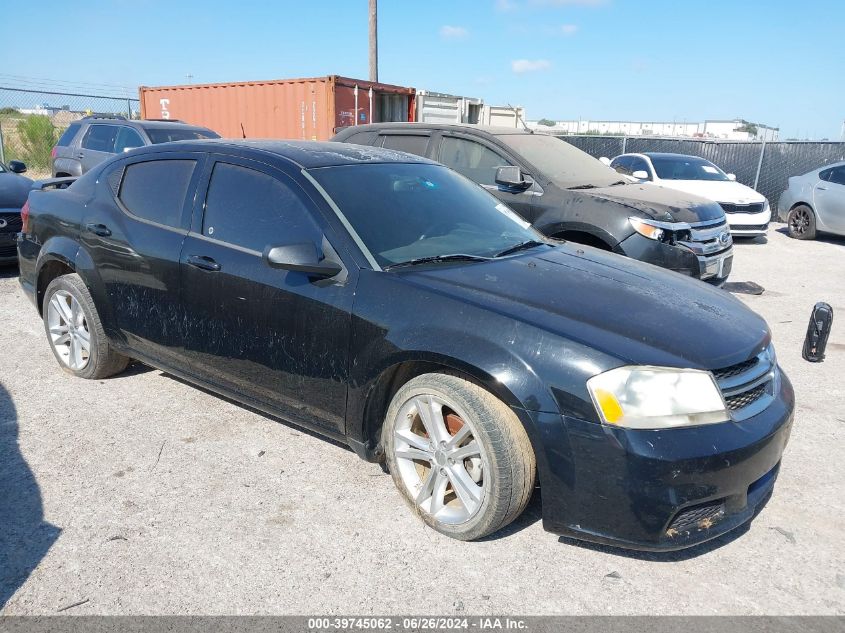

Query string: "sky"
[[1, 0, 843, 140]]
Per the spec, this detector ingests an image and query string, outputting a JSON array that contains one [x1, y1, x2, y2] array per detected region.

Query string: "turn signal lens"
[[629, 217, 664, 241]]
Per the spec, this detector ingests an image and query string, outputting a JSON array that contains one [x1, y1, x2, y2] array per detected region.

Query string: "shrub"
[[15, 115, 57, 170]]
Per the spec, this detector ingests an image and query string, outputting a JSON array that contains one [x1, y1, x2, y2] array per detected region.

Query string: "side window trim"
[[114, 153, 205, 232]]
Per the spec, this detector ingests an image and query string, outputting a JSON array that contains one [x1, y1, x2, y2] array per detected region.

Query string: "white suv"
[[608, 152, 771, 237]]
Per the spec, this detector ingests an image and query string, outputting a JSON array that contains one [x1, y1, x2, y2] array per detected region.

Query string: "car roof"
[[80, 117, 212, 131], [132, 139, 437, 169], [338, 122, 539, 138], [640, 152, 711, 160]]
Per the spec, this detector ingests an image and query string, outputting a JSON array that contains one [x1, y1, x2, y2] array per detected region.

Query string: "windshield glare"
[[650, 156, 730, 181], [498, 133, 622, 188], [311, 163, 544, 268]]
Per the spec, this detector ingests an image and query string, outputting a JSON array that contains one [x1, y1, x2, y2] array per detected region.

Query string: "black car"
[[0, 159, 31, 265], [332, 124, 734, 286], [18, 140, 793, 549]]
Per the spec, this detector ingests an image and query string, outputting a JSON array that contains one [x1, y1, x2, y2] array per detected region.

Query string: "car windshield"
[[650, 156, 730, 181], [144, 128, 220, 144], [310, 163, 547, 268], [497, 133, 624, 188]]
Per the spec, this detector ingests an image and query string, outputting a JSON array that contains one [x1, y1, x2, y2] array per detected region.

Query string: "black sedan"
[[17, 141, 794, 549], [0, 159, 31, 264]]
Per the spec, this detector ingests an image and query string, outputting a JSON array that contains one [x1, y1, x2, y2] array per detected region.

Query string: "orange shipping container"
[[138, 75, 416, 141]]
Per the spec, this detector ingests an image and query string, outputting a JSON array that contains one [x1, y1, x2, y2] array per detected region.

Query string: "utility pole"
[[368, 0, 378, 83]]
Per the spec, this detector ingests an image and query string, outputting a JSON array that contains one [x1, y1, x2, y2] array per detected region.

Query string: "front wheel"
[[383, 373, 536, 541], [43, 273, 129, 379]]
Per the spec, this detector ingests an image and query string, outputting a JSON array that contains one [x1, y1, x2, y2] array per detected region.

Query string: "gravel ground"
[[1, 228, 843, 616]]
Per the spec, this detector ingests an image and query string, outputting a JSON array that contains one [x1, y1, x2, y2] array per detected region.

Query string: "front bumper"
[[725, 210, 772, 236], [525, 371, 794, 551], [616, 232, 733, 286]]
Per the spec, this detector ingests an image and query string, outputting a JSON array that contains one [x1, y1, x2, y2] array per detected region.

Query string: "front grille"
[[720, 202, 765, 214], [668, 501, 725, 533], [712, 347, 776, 420], [0, 243, 17, 258], [678, 219, 732, 257], [0, 212, 23, 233], [731, 224, 768, 231], [713, 357, 758, 381], [725, 382, 768, 411]]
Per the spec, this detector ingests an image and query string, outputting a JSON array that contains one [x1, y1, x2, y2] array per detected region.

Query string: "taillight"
[[21, 200, 30, 234], [51, 147, 57, 159]]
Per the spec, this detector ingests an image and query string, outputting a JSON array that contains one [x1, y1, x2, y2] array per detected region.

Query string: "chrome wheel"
[[47, 290, 90, 370], [789, 208, 810, 235], [393, 394, 488, 525]]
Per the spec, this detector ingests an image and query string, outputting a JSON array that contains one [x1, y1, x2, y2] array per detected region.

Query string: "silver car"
[[778, 161, 845, 239]]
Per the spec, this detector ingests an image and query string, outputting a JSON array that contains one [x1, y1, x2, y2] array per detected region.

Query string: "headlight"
[[629, 217, 665, 241], [587, 366, 728, 429]]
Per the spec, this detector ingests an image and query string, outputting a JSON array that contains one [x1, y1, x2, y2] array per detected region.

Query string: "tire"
[[383, 372, 536, 540], [787, 204, 816, 240], [43, 273, 129, 379]]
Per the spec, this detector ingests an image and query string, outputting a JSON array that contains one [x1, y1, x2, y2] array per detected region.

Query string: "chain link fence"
[[557, 135, 845, 216], [0, 86, 139, 178]]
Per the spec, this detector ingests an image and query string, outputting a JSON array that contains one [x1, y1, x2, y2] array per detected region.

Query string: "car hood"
[[400, 244, 768, 369], [652, 180, 767, 205], [579, 182, 726, 223], [0, 173, 33, 210]]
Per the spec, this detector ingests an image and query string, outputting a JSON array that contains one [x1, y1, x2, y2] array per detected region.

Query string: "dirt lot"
[[1, 228, 843, 615]]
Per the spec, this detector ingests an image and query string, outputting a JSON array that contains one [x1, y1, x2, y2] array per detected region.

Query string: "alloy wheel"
[[47, 290, 91, 370], [790, 208, 809, 235], [393, 394, 488, 525]]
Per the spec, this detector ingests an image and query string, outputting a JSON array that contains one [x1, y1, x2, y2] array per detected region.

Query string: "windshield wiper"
[[567, 184, 599, 190], [384, 253, 491, 270], [609, 180, 628, 186], [494, 239, 546, 258]]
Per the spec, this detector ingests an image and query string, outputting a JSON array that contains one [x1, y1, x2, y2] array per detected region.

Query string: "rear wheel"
[[383, 373, 536, 540], [43, 273, 129, 379], [787, 205, 816, 240]]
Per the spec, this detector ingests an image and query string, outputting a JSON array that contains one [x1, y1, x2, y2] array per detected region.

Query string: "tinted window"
[[611, 156, 633, 175], [819, 168, 833, 182], [57, 123, 81, 147], [342, 131, 376, 145], [438, 137, 512, 186], [311, 163, 541, 267], [144, 128, 219, 144], [114, 127, 145, 153], [202, 163, 317, 251], [629, 157, 651, 179], [380, 134, 429, 156], [82, 125, 118, 152], [118, 159, 196, 227], [827, 167, 845, 186]]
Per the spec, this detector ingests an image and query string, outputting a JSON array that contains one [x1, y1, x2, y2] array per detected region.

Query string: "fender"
[[537, 219, 621, 249], [35, 237, 121, 343]]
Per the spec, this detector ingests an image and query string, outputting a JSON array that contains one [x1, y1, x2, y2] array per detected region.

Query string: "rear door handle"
[[186, 255, 221, 272], [85, 223, 112, 237], [77, 153, 84, 159]]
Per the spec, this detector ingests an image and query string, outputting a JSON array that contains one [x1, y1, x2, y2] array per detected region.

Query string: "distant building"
[[528, 118, 779, 141]]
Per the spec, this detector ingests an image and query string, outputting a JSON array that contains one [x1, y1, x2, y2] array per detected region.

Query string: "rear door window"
[[114, 127, 145, 153], [81, 124, 118, 152], [438, 136, 513, 186], [379, 134, 430, 157], [56, 123, 82, 147], [201, 162, 319, 252], [118, 159, 197, 228], [827, 167, 845, 186]]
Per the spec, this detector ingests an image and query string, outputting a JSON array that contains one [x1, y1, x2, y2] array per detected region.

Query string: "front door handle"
[[77, 153, 84, 159], [818, 187, 827, 191], [186, 255, 221, 272], [85, 223, 112, 237]]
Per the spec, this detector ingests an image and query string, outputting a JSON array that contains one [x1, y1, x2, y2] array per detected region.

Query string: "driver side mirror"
[[8, 160, 27, 174], [632, 170, 650, 180], [495, 166, 533, 190], [599, 157, 611, 166], [263, 242, 342, 278], [727, 173, 737, 181]]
